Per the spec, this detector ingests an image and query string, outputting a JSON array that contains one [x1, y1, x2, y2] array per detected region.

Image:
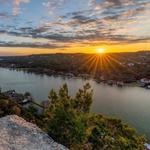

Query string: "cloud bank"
[[0, 0, 149, 50]]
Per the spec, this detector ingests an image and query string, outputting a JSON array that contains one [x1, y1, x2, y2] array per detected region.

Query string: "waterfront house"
[[139, 78, 150, 87], [140, 78, 150, 83], [2, 90, 31, 104]]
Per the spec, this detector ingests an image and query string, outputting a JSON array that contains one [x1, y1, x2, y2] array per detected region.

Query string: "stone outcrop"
[[0, 115, 68, 150]]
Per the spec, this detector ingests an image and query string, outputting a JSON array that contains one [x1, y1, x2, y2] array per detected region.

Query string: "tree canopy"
[[44, 83, 146, 149]]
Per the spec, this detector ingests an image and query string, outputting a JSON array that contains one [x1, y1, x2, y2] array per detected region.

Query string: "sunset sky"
[[0, 0, 150, 55]]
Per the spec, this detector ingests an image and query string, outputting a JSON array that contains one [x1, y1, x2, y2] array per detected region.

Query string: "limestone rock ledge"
[[0, 115, 68, 150]]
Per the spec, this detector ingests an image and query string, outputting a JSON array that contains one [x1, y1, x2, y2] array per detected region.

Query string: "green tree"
[[45, 84, 146, 149], [74, 83, 93, 113], [46, 83, 91, 147], [48, 105, 87, 147]]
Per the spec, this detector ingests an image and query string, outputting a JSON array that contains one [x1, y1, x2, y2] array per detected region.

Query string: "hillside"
[[0, 84, 147, 149]]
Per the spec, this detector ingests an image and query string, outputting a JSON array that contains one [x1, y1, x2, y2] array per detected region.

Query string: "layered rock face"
[[0, 115, 68, 150]]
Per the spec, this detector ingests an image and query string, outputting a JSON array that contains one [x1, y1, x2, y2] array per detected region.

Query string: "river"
[[0, 68, 150, 141]]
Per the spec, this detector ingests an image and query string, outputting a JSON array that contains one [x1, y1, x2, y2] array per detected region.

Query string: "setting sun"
[[97, 48, 105, 54]]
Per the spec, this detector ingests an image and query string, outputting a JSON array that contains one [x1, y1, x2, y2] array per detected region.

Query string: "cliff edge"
[[0, 115, 68, 150]]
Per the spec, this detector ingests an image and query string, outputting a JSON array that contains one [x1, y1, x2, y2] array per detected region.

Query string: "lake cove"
[[0, 68, 150, 141]]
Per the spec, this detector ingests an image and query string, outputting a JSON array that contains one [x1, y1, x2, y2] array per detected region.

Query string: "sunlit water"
[[0, 68, 150, 141]]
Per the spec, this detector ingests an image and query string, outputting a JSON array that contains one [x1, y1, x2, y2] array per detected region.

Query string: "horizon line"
[[0, 50, 150, 57]]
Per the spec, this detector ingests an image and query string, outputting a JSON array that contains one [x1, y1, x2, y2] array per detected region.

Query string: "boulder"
[[0, 115, 68, 150]]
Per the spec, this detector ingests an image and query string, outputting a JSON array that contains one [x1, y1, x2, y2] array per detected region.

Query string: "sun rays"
[[80, 53, 138, 79]]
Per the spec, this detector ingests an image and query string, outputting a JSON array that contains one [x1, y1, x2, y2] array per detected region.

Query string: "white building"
[[127, 63, 135, 67], [140, 78, 150, 84]]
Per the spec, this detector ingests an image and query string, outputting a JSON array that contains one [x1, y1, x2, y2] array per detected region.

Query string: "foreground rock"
[[0, 115, 68, 150]]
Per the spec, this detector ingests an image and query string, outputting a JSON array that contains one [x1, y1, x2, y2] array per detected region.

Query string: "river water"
[[0, 68, 150, 141]]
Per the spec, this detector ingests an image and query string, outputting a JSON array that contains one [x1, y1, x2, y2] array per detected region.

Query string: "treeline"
[[1, 52, 150, 82], [0, 84, 146, 149]]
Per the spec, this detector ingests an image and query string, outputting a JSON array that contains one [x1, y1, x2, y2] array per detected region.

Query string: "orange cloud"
[[13, 0, 30, 15]]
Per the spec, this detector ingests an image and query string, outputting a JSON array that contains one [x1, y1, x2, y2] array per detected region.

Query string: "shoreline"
[[0, 66, 146, 89], [0, 66, 139, 87]]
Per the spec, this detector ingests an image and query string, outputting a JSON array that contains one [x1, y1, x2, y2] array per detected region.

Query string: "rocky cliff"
[[0, 115, 68, 150]]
